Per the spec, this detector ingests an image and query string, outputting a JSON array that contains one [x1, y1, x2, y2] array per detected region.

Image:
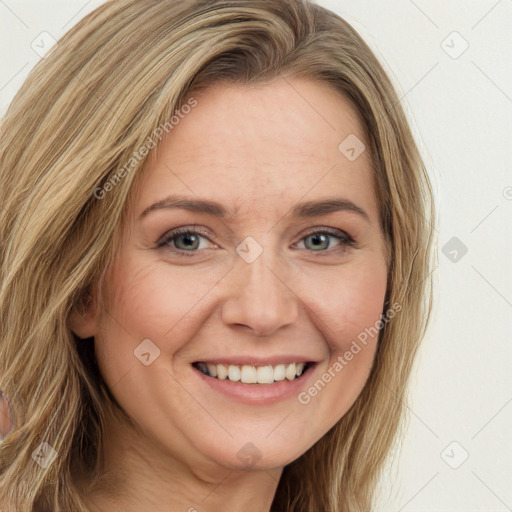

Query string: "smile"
[[193, 362, 312, 384]]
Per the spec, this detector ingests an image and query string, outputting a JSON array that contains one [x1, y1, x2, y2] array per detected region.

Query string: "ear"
[[68, 287, 99, 339]]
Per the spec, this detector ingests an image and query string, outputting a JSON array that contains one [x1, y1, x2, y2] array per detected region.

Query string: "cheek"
[[101, 254, 224, 338], [95, 254, 228, 379], [295, 257, 388, 416], [299, 255, 388, 347], [333, 263, 388, 351]]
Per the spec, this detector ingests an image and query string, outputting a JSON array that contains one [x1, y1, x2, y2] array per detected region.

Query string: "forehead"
[[132, 77, 378, 222]]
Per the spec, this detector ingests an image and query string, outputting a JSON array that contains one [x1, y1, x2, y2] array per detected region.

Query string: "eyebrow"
[[139, 195, 370, 221]]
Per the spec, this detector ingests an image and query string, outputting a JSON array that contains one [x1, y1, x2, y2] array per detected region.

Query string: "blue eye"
[[157, 227, 354, 257], [297, 230, 354, 253], [170, 232, 202, 251], [157, 227, 214, 257]]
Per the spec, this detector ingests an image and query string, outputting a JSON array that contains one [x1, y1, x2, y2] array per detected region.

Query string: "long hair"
[[0, 0, 435, 510]]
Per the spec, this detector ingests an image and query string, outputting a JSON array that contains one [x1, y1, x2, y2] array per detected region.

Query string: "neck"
[[77, 410, 283, 512]]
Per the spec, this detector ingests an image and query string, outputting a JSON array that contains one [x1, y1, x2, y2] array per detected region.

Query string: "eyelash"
[[156, 226, 356, 258]]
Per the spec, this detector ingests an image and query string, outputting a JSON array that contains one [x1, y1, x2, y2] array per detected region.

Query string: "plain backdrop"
[[1, 1, 511, 510]]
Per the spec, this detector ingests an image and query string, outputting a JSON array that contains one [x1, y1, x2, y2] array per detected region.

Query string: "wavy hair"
[[0, 0, 435, 510]]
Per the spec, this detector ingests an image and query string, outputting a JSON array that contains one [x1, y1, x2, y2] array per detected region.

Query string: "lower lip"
[[192, 365, 316, 405]]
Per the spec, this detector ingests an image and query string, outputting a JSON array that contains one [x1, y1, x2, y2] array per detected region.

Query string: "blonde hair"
[[0, 0, 435, 510]]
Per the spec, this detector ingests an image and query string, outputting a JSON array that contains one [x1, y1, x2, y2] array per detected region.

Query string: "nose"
[[220, 246, 299, 337]]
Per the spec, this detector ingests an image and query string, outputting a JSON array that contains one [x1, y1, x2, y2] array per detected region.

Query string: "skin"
[[70, 77, 389, 512]]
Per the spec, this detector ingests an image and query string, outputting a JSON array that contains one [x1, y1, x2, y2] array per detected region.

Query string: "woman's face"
[[80, 78, 388, 473]]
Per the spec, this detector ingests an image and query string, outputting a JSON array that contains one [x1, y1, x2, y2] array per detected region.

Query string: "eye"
[[293, 228, 355, 255], [157, 226, 216, 257]]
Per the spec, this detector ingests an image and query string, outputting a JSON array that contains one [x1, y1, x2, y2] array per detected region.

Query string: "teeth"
[[273, 364, 286, 381], [217, 364, 228, 380], [257, 365, 274, 384], [285, 363, 297, 380], [241, 365, 257, 383], [196, 361, 308, 383], [207, 364, 217, 377], [197, 362, 209, 376], [228, 365, 241, 382]]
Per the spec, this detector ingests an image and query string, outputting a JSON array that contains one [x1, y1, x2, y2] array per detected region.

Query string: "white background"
[[1, 1, 511, 510]]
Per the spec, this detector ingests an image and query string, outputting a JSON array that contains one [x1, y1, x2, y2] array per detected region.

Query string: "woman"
[[0, 0, 435, 510]]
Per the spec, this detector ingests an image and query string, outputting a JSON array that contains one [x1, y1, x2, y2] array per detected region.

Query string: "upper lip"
[[193, 356, 318, 366]]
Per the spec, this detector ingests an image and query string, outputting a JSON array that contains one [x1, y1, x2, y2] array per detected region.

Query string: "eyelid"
[[297, 226, 354, 243], [156, 225, 217, 246]]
